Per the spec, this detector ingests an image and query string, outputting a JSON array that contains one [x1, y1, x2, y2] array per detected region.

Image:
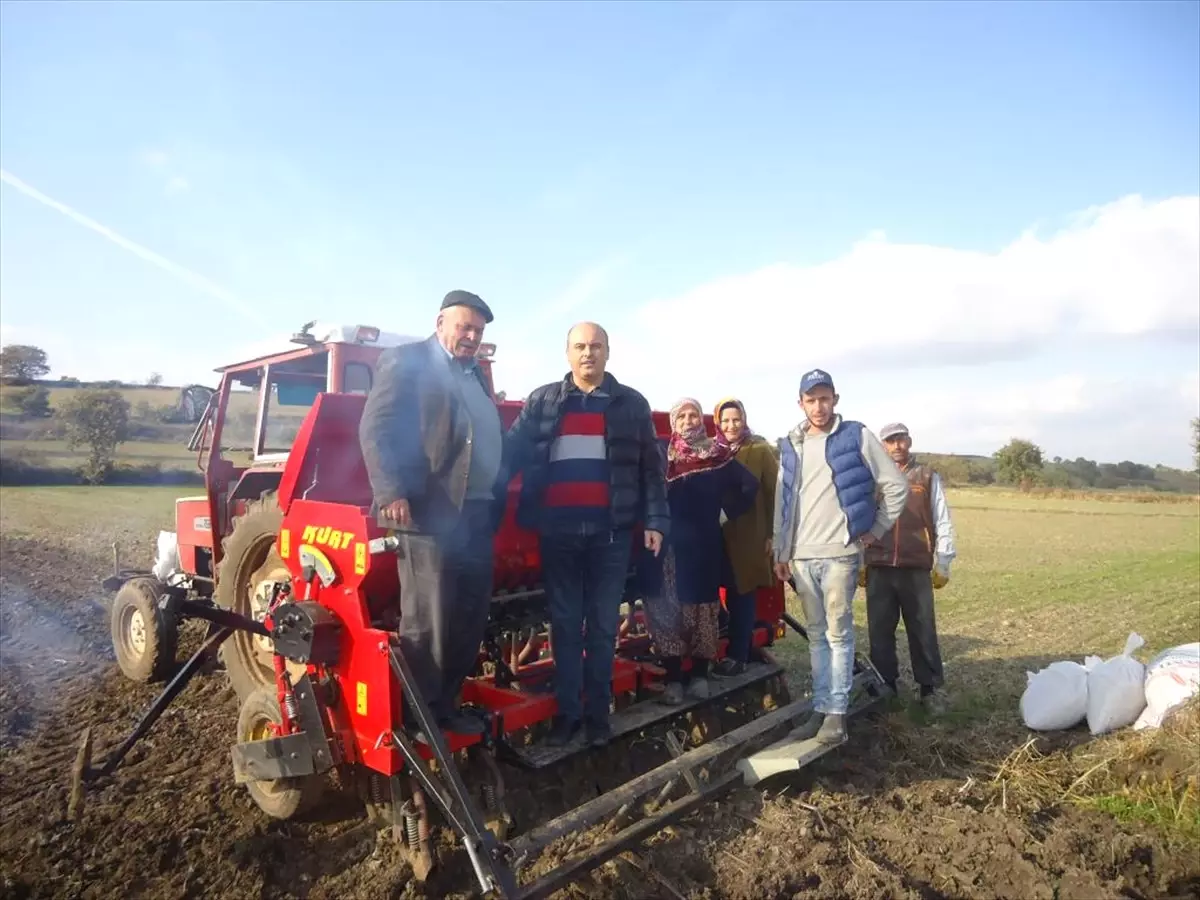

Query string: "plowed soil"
[[1, 525, 1196, 900]]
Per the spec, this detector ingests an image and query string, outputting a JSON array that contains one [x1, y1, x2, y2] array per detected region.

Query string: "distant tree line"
[[4, 342, 1199, 491], [931, 438, 1198, 494]]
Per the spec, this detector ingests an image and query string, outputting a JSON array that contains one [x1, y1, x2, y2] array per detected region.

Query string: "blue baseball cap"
[[800, 368, 835, 395]]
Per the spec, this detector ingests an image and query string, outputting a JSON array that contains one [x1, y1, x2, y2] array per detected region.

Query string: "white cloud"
[[516, 193, 1200, 467], [631, 194, 1199, 358], [884, 372, 1200, 465], [136, 147, 194, 198], [139, 148, 170, 168]]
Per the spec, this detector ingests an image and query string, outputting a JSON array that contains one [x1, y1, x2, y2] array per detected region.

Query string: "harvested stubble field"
[[0, 485, 1198, 900]]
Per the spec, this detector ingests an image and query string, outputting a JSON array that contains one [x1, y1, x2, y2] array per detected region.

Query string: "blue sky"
[[1, 0, 1198, 466]]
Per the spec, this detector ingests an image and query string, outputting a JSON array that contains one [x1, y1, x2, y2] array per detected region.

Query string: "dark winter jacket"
[[505, 372, 670, 538], [637, 457, 758, 606], [359, 336, 508, 536]]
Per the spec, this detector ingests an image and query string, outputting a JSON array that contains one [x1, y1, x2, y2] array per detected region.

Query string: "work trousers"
[[539, 527, 634, 727], [719, 548, 757, 664], [791, 555, 859, 716], [396, 500, 495, 723], [865, 566, 944, 691]]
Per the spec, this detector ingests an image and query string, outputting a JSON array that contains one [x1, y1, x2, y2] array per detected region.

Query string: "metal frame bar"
[[508, 665, 887, 896], [385, 641, 519, 899], [85, 625, 234, 780], [516, 770, 743, 900], [508, 694, 816, 862]]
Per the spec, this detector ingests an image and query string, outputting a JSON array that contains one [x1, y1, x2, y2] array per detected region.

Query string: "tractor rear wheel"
[[236, 686, 322, 819], [110, 577, 177, 683], [214, 498, 287, 703]]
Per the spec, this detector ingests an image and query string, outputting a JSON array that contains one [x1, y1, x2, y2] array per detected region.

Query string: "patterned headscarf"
[[712, 396, 753, 454], [667, 397, 732, 480]]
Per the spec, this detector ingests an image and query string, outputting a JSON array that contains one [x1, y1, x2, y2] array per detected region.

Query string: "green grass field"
[[34, 384, 258, 412], [1, 383, 309, 472], [38, 385, 183, 408], [1, 438, 200, 470], [772, 489, 1199, 693], [3, 483, 1196, 667]]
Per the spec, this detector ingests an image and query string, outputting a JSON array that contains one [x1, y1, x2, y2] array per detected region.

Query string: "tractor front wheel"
[[236, 686, 323, 819], [214, 498, 287, 703], [110, 577, 177, 683]]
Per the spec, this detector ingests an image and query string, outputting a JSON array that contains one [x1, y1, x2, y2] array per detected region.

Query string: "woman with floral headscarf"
[[711, 397, 779, 677], [638, 398, 758, 704]]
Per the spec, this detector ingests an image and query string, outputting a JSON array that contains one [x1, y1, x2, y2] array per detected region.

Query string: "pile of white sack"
[[1020, 633, 1200, 735]]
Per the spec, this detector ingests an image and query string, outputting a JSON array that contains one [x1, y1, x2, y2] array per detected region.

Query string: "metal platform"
[[508, 660, 785, 770]]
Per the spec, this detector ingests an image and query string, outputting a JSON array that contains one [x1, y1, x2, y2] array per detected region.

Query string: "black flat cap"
[[441, 289, 493, 324]]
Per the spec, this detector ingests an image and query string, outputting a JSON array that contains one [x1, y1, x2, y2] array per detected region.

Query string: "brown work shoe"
[[920, 691, 947, 718], [815, 713, 846, 745], [790, 712, 824, 741], [712, 658, 747, 678]]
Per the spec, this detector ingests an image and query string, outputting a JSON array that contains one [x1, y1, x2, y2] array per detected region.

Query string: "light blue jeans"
[[791, 555, 859, 715]]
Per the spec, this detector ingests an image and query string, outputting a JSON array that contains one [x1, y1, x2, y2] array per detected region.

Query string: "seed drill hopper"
[[76, 324, 886, 897]]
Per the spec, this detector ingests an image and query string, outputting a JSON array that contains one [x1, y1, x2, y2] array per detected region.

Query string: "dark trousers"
[[722, 590, 756, 663], [865, 566, 944, 691], [540, 528, 633, 726], [396, 500, 494, 722], [718, 547, 756, 663]]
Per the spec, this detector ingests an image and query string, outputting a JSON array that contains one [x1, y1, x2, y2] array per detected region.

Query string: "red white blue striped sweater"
[[542, 389, 612, 528]]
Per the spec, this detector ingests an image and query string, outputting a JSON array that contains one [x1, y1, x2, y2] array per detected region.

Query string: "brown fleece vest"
[[865, 461, 935, 570]]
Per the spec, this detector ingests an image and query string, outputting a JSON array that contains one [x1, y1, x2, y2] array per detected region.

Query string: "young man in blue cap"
[[772, 369, 909, 744]]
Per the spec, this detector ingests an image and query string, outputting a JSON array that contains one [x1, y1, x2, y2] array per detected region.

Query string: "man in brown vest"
[[863, 422, 957, 715]]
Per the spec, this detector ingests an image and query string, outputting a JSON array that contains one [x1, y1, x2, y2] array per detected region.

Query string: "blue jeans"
[[539, 529, 633, 726], [791, 555, 859, 715]]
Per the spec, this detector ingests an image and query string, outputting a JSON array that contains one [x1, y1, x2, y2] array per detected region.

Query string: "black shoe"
[[546, 717, 581, 747], [712, 658, 747, 678], [585, 720, 613, 749]]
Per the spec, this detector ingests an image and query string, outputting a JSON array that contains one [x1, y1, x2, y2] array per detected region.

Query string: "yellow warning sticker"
[[279, 528, 290, 559], [354, 541, 367, 575], [356, 681, 368, 715]]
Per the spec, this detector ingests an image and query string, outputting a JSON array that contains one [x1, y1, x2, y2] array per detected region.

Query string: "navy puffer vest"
[[777, 419, 876, 552]]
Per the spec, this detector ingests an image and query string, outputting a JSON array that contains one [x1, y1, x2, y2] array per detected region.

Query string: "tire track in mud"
[[0, 539, 114, 752]]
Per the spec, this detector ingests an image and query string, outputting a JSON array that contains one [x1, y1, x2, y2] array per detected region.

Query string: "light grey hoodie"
[[772, 415, 910, 562]]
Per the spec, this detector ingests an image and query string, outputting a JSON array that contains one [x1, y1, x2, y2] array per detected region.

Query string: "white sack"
[[152, 530, 180, 582], [1086, 632, 1147, 735], [1020, 660, 1091, 731], [1133, 642, 1200, 731]]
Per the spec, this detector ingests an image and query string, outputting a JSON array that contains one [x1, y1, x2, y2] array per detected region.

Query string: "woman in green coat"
[[711, 397, 779, 677]]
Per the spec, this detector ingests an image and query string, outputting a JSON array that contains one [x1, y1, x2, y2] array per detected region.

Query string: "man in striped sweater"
[[506, 323, 669, 749]]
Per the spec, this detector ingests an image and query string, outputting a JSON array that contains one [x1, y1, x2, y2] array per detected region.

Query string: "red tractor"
[[80, 323, 884, 898]]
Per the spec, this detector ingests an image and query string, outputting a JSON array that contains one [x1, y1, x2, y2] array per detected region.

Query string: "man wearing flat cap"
[[360, 290, 508, 738], [864, 422, 957, 715], [771, 368, 909, 745]]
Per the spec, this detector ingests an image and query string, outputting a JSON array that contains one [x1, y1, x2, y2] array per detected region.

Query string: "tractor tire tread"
[[110, 576, 177, 683], [214, 494, 284, 703], [237, 686, 323, 820]]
